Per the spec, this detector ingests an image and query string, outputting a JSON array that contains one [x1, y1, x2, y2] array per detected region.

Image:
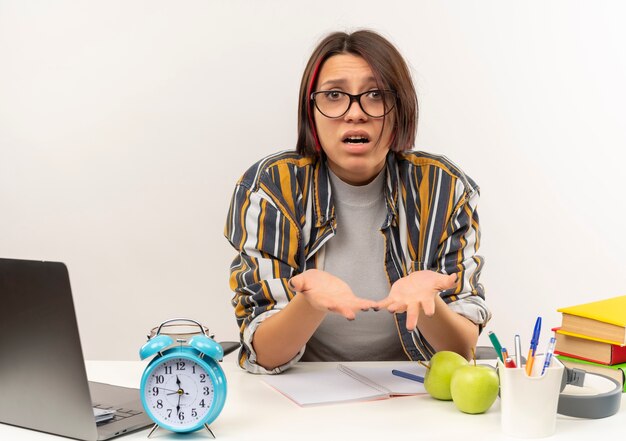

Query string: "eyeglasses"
[[310, 89, 397, 119]]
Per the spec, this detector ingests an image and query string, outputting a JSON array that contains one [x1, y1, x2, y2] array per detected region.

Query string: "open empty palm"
[[376, 271, 458, 330], [289, 269, 377, 320]]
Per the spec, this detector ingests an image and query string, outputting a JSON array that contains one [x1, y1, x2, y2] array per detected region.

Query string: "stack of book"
[[553, 295, 626, 392]]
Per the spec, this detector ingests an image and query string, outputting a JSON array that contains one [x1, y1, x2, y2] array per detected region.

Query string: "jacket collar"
[[312, 152, 399, 228]]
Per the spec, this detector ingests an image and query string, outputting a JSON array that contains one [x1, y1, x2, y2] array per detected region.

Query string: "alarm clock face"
[[141, 354, 224, 432]]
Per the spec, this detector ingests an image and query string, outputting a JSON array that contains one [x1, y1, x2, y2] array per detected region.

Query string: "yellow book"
[[555, 328, 622, 346], [557, 295, 626, 345]]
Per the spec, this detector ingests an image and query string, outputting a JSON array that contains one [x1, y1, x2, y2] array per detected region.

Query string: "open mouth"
[[342, 136, 370, 144]]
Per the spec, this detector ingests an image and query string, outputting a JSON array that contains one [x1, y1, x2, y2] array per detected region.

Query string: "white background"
[[1, 0, 625, 360]]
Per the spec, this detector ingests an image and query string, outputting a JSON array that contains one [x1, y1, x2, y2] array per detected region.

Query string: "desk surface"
[[1, 357, 625, 441]]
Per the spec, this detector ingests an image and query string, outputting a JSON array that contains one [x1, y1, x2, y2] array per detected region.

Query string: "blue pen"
[[525, 316, 542, 375], [541, 337, 557, 376], [392, 369, 424, 383]]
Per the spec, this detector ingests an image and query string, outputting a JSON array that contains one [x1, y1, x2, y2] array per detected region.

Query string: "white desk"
[[1, 357, 625, 441]]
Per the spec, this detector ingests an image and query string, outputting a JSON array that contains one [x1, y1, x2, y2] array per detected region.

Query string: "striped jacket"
[[225, 150, 491, 373]]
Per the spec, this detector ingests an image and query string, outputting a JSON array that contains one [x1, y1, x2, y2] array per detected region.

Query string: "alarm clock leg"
[[147, 423, 159, 438], [204, 424, 216, 439]]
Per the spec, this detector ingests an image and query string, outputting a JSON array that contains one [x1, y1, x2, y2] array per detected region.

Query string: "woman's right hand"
[[289, 269, 376, 320]]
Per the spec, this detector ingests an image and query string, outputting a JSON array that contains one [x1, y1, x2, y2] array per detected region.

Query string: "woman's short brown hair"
[[296, 30, 418, 156]]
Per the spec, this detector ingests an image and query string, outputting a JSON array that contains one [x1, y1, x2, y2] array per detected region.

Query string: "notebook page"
[[340, 364, 427, 395], [262, 366, 388, 406]]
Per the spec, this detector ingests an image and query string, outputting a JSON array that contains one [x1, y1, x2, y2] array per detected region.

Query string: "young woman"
[[225, 30, 491, 374]]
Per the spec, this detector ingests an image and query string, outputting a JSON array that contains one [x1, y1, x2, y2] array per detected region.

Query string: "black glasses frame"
[[310, 89, 397, 118]]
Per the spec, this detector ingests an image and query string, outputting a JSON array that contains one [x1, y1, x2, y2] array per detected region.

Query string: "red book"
[[553, 327, 626, 365]]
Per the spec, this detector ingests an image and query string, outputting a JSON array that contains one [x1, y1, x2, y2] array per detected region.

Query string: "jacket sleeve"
[[224, 181, 304, 374], [430, 186, 491, 328], [407, 182, 492, 360]]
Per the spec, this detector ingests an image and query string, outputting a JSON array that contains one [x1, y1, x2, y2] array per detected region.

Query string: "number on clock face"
[[143, 357, 214, 428]]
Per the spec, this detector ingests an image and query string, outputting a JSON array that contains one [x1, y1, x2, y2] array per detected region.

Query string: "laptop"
[[0, 258, 153, 440]]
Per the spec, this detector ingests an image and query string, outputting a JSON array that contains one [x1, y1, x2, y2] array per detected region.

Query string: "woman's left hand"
[[375, 270, 458, 331]]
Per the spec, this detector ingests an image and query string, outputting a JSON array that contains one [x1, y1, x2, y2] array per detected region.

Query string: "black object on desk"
[[219, 341, 240, 356]]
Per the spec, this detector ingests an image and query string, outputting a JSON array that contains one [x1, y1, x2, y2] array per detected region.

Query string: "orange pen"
[[525, 351, 535, 375], [525, 317, 542, 375]]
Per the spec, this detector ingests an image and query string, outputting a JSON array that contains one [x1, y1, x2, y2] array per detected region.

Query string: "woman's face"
[[313, 54, 395, 185]]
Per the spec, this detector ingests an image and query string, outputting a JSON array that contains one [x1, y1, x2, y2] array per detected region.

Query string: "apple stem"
[[418, 360, 430, 370], [471, 347, 476, 366]]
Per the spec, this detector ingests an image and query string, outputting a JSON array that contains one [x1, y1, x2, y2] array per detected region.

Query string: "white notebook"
[[262, 362, 427, 407]]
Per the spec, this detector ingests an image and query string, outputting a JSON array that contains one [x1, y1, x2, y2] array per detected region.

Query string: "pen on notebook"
[[392, 369, 424, 383], [540, 337, 557, 376], [488, 331, 504, 361], [514, 334, 522, 368], [525, 316, 542, 376]]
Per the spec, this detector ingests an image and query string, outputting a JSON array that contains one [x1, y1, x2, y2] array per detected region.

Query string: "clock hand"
[[167, 391, 190, 396], [158, 387, 182, 393], [171, 375, 189, 398]]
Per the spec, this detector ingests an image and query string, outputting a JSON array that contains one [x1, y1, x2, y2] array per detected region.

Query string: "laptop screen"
[[0, 258, 99, 440]]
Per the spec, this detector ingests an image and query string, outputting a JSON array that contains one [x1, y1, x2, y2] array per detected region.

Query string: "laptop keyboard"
[[93, 404, 143, 425]]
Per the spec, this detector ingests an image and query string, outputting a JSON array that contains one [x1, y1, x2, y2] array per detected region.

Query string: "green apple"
[[424, 351, 468, 400], [450, 365, 499, 414]]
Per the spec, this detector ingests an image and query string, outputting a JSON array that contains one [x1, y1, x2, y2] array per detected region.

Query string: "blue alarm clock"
[[139, 318, 227, 437]]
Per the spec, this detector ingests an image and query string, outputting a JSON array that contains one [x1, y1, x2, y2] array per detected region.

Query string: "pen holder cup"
[[498, 357, 564, 438]]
